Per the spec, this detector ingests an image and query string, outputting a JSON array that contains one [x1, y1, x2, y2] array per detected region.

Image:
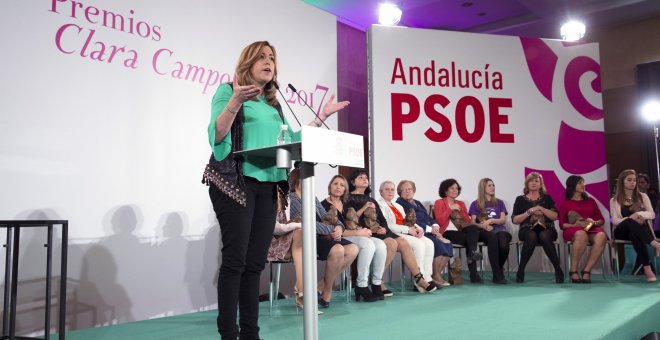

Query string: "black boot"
[[468, 262, 482, 283], [370, 284, 385, 300], [516, 270, 524, 283], [469, 271, 483, 283], [468, 251, 482, 265], [354, 286, 378, 302], [492, 269, 507, 284], [555, 268, 565, 284]]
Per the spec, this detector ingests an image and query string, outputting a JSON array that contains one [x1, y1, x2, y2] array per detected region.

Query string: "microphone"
[[273, 81, 301, 128], [288, 83, 330, 129]]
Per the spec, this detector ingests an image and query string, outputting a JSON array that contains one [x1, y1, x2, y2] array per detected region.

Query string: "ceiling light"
[[379, 3, 402, 26], [560, 21, 586, 41]]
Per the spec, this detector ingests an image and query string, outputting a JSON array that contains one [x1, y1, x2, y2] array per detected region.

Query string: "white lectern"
[[235, 126, 364, 340]]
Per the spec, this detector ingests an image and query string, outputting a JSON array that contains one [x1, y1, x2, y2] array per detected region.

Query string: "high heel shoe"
[[643, 266, 657, 283], [413, 272, 438, 293], [569, 271, 582, 283], [318, 295, 330, 308], [581, 271, 591, 284], [354, 286, 378, 302], [433, 279, 451, 287], [381, 285, 394, 297], [294, 287, 303, 309], [370, 284, 385, 300], [295, 287, 323, 314]]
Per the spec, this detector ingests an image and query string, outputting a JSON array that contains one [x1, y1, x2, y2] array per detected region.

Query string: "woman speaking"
[[203, 41, 349, 339]]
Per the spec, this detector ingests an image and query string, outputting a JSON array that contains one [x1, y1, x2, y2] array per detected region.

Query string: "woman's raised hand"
[[232, 75, 261, 103], [319, 94, 350, 120]]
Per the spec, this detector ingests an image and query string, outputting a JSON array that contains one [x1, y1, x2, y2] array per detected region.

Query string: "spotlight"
[[642, 100, 660, 122], [379, 3, 402, 26], [561, 21, 585, 41]]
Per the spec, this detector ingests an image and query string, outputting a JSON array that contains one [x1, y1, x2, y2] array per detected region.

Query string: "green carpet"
[[63, 273, 660, 340]]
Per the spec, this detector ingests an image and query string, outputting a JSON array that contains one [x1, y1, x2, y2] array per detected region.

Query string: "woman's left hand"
[[319, 94, 350, 121], [530, 206, 544, 215], [331, 225, 343, 240], [376, 226, 387, 235]]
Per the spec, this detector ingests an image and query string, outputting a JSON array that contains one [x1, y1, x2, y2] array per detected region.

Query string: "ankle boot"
[[354, 286, 378, 302], [469, 271, 482, 283], [555, 268, 565, 283], [370, 284, 385, 300], [468, 251, 482, 265]]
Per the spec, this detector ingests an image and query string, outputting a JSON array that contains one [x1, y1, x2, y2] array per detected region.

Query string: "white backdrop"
[[0, 0, 338, 334], [368, 25, 609, 272]]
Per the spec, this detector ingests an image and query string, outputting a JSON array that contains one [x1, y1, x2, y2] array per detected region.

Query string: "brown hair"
[[523, 172, 547, 195], [476, 178, 497, 212], [396, 180, 417, 196], [235, 41, 279, 107], [289, 168, 301, 193], [327, 174, 349, 202], [614, 169, 642, 205]]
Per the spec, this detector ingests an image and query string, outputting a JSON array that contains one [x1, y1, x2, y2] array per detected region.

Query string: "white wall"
[[0, 0, 337, 334]]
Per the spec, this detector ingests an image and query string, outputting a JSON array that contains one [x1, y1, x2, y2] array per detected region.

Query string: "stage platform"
[[63, 272, 660, 340]]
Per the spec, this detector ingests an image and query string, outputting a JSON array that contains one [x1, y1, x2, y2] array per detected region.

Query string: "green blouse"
[[208, 83, 299, 182]]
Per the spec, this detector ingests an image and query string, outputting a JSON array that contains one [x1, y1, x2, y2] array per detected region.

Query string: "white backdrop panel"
[[0, 0, 337, 333], [368, 25, 608, 271]]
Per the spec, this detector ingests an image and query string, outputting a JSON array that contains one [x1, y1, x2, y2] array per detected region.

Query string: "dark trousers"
[[518, 227, 562, 274], [445, 225, 480, 274], [209, 179, 277, 340], [479, 230, 512, 280], [614, 219, 655, 266]]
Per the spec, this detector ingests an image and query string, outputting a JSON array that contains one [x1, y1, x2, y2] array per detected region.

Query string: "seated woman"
[[434, 179, 484, 283], [322, 174, 383, 302], [610, 169, 660, 282], [267, 190, 304, 308], [511, 172, 564, 283], [288, 169, 359, 308], [635, 173, 659, 272], [395, 180, 454, 286], [468, 178, 513, 284], [558, 175, 607, 283], [377, 180, 439, 287], [346, 169, 437, 295]]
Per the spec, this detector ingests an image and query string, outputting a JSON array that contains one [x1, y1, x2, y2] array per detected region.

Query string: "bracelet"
[[226, 105, 240, 115]]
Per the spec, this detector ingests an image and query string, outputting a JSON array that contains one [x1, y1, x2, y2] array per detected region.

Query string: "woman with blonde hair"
[[322, 174, 383, 302], [610, 169, 660, 282], [204, 41, 349, 338], [511, 172, 564, 283], [288, 169, 359, 307], [468, 178, 512, 284]]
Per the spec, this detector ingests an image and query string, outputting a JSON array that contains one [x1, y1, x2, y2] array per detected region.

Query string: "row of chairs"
[[268, 219, 659, 315], [268, 258, 352, 316], [426, 204, 658, 282], [269, 237, 659, 315]]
